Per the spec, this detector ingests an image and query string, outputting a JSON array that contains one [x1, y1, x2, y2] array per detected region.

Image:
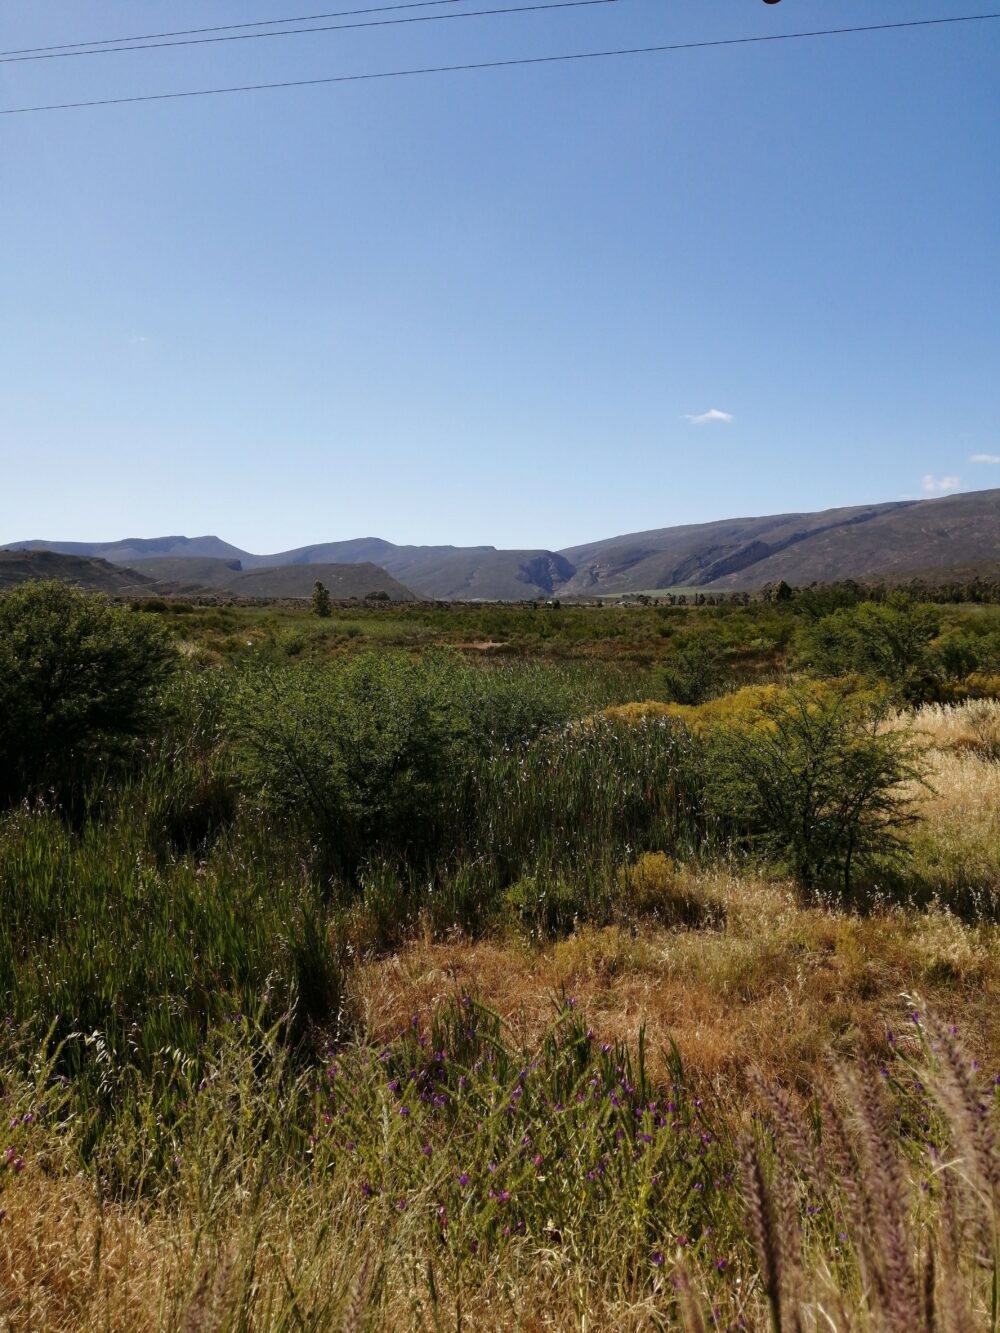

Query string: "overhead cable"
[[0, 0, 476, 57], [4, 12, 997, 117], [0, 0, 625, 65]]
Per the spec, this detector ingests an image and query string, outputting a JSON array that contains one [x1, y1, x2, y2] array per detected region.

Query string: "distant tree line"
[[630, 576, 1000, 610]]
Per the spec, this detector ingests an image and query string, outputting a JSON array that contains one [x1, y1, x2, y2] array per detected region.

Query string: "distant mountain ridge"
[[8, 488, 1000, 600], [126, 557, 414, 601], [9, 535, 250, 566], [0, 549, 413, 601], [0, 550, 160, 596]]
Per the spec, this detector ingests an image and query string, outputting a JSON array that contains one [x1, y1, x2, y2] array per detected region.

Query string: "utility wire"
[[0, 0, 624, 65], [0, 0, 476, 57], [3, 13, 997, 117]]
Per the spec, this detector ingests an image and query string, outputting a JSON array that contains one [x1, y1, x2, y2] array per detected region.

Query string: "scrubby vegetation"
[[4, 580, 1000, 1328]]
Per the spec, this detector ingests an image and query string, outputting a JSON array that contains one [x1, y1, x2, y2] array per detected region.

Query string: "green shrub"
[[500, 871, 584, 937], [654, 631, 728, 705], [796, 595, 941, 702], [705, 685, 926, 895], [617, 851, 725, 926], [228, 654, 641, 879], [0, 581, 176, 806], [231, 652, 474, 875], [933, 627, 1000, 683], [458, 660, 599, 748]]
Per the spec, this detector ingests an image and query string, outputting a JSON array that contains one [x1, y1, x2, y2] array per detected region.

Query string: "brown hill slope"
[[123, 556, 248, 594], [704, 489, 1000, 589], [7, 537, 569, 600], [234, 541, 575, 600], [223, 562, 414, 600], [125, 558, 414, 601], [0, 551, 160, 595], [557, 502, 910, 595]]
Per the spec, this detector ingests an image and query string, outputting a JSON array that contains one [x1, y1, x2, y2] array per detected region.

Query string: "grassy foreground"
[[5, 591, 1000, 1328], [2, 705, 1000, 1329]]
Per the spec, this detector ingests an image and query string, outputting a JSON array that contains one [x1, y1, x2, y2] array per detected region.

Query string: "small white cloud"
[[128, 333, 150, 345], [922, 474, 961, 495], [969, 453, 1000, 465], [683, 408, 734, 426]]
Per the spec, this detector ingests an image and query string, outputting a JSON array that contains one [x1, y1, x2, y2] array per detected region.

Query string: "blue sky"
[[3, 0, 998, 553]]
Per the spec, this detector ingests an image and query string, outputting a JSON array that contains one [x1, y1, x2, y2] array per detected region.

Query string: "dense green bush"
[[933, 626, 1000, 681], [230, 653, 706, 887], [705, 686, 925, 894], [795, 595, 941, 702], [461, 659, 627, 746], [231, 652, 475, 874], [654, 631, 728, 705], [0, 581, 176, 806]]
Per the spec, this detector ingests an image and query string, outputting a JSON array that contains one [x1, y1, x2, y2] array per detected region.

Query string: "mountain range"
[[6, 488, 1000, 601]]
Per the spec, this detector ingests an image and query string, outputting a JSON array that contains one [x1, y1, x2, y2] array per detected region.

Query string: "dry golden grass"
[[905, 699, 1000, 746], [357, 870, 1000, 1094], [885, 700, 1000, 912], [0, 1162, 741, 1332]]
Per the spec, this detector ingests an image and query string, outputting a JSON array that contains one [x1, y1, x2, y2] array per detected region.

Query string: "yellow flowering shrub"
[[598, 681, 867, 736]]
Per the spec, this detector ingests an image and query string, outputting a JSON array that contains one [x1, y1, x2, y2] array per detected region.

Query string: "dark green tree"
[[311, 581, 333, 617], [0, 581, 176, 805]]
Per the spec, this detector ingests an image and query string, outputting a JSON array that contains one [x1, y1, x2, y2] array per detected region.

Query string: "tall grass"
[[6, 670, 1000, 1123], [0, 658, 710, 1114], [0, 997, 748, 1327], [3, 996, 1000, 1328]]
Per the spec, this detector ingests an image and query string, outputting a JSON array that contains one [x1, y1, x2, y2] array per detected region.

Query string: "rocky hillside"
[[8, 488, 1000, 599], [0, 550, 159, 596]]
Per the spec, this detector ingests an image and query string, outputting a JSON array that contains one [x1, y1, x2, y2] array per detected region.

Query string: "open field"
[[4, 584, 1000, 1328]]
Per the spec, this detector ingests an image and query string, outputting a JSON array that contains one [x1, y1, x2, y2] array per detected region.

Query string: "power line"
[[3, 12, 997, 117], [0, 0, 476, 57], [0, 0, 624, 65]]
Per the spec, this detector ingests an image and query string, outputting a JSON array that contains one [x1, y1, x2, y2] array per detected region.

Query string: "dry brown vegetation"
[[357, 892, 1000, 1092], [352, 705, 1000, 1092], [6, 859, 1000, 1329]]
